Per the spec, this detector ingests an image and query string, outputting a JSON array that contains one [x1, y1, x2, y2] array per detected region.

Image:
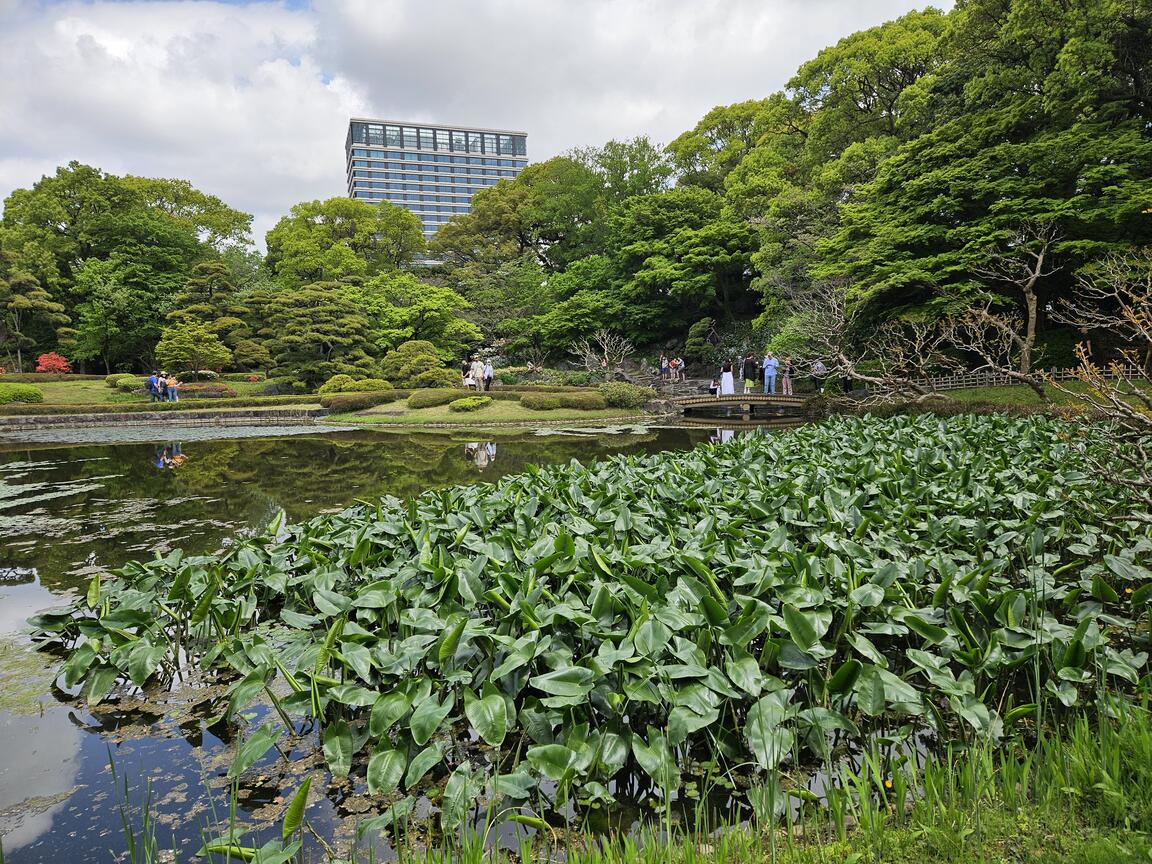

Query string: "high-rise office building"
[[345, 119, 529, 239]]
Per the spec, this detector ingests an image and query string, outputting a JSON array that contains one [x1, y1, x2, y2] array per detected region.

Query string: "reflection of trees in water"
[[3, 429, 709, 594]]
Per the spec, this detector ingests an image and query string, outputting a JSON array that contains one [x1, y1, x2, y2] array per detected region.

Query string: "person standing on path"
[[483, 359, 494, 392], [659, 354, 669, 385], [147, 370, 160, 402], [470, 358, 485, 390], [719, 358, 735, 395], [782, 356, 795, 396], [811, 359, 827, 394], [461, 358, 471, 387], [166, 374, 180, 402], [742, 352, 759, 394], [762, 352, 779, 395], [157, 371, 169, 402]]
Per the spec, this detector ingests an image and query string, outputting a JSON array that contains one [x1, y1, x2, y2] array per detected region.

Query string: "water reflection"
[[0, 427, 728, 597]]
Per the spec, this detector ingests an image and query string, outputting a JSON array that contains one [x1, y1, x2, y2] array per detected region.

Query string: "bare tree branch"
[[569, 329, 634, 381], [970, 220, 1062, 376], [941, 305, 1049, 401]]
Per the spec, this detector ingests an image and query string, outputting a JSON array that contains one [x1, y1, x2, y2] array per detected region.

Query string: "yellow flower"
[[883, 778, 893, 789]]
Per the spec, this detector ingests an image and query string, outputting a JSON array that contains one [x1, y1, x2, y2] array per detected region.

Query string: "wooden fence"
[[922, 364, 1142, 392]]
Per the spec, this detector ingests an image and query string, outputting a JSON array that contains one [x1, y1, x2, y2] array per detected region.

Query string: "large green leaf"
[[322, 719, 354, 779], [409, 694, 454, 745], [281, 776, 312, 840], [631, 730, 678, 789], [367, 748, 406, 796], [230, 724, 281, 779], [464, 693, 509, 747]]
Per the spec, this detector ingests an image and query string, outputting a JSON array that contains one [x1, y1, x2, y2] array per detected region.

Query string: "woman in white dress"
[[719, 359, 735, 395]]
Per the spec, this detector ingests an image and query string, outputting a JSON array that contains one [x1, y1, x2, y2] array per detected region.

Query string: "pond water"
[[0, 423, 747, 861]]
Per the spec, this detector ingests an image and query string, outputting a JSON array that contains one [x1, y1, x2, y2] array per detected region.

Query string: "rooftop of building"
[[348, 118, 528, 137]]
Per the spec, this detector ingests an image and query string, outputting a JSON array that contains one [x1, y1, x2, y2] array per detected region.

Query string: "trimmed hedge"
[[320, 390, 408, 413], [0, 395, 320, 416], [559, 392, 608, 410], [178, 383, 238, 399], [520, 393, 563, 411], [118, 378, 147, 393], [0, 383, 45, 405], [105, 373, 136, 388], [408, 388, 465, 409], [219, 372, 267, 382], [598, 382, 656, 409], [449, 396, 492, 412]]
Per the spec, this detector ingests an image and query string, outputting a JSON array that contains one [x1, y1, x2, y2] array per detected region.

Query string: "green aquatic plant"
[[32, 415, 1152, 822]]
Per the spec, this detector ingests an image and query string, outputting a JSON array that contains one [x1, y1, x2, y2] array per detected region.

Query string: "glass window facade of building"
[[345, 119, 528, 239]]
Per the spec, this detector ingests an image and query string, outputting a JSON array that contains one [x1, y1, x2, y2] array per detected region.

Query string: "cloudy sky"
[[0, 0, 948, 245]]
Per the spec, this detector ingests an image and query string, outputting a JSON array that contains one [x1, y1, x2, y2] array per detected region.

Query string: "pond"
[[0, 423, 741, 861]]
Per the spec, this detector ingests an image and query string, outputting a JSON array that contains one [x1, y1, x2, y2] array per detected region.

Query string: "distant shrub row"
[[0, 395, 319, 416]]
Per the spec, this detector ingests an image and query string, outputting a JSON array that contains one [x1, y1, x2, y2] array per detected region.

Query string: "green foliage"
[[264, 196, 424, 287], [2, 162, 247, 371], [569, 136, 674, 201], [319, 390, 406, 412], [38, 415, 1152, 808], [407, 388, 464, 409], [0, 382, 43, 404], [380, 340, 454, 389], [683, 318, 716, 362], [341, 378, 392, 393], [0, 394, 318, 415], [519, 393, 562, 410], [155, 323, 232, 374], [263, 282, 377, 389], [448, 396, 492, 412], [353, 271, 481, 358], [116, 377, 147, 393], [557, 392, 608, 410], [317, 374, 357, 395], [0, 266, 72, 372], [598, 382, 656, 409]]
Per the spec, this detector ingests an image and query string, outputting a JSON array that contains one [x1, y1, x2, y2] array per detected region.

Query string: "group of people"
[[710, 353, 829, 397], [658, 354, 687, 382], [146, 370, 180, 402], [461, 357, 495, 391]]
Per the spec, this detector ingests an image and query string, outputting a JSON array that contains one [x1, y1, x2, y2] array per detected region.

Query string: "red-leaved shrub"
[[35, 352, 72, 374]]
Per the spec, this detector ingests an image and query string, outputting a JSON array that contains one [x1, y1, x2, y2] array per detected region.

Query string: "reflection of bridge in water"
[[672, 394, 807, 424]]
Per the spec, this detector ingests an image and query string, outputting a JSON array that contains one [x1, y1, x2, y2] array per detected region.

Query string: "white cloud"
[[0, 0, 951, 247]]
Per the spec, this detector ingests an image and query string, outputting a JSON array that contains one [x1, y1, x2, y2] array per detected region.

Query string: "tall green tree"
[[429, 158, 604, 272], [263, 282, 377, 388], [155, 323, 233, 375], [352, 272, 482, 359], [570, 136, 674, 201], [264, 197, 424, 287], [816, 0, 1152, 317], [0, 270, 71, 372]]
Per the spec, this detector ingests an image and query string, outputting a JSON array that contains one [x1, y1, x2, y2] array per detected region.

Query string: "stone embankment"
[[0, 406, 328, 433]]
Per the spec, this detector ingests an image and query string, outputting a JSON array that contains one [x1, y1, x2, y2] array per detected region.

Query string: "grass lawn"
[[333, 401, 643, 425], [32, 379, 147, 404]]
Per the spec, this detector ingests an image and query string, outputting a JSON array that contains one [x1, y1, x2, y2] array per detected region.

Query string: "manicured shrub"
[[411, 367, 460, 389], [0, 383, 44, 404], [219, 372, 267, 382], [105, 373, 136, 388], [118, 378, 148, 393], [35, 352, 72, 374], [559, 392, 608, 410], [318, 374, 357, 396], [520, 393, 563, 411], [380, 340, 454, 388], [193, 370, 221, 380], [320, 390, 406, 412], [179, 383, 238, 399], [408, 388, 463, 409], [598, 382, 656, 409], [449, 396, 492, 412], [341, 378, 393, 393]]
